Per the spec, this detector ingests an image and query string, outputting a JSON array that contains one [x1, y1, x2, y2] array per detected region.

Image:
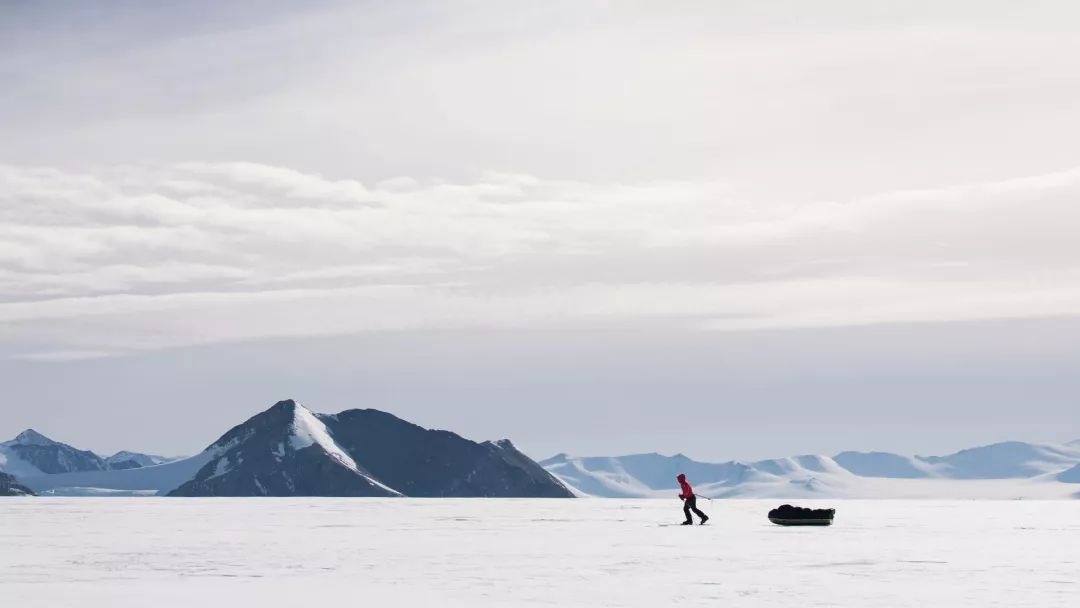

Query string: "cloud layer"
[[4, 1, 1080, 359], [2, 161, 1079, 357]]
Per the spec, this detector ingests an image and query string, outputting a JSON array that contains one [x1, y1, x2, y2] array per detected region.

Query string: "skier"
[[677, 473, 708, 525]]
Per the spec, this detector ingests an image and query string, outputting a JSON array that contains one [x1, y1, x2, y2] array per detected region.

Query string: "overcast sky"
[[1, 1, 1079, 460]]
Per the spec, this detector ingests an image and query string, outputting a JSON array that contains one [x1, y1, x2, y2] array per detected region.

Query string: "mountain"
[[16, 399, 572, 498], [0, 429, 108, 476], [482, 439, 577, 498], [171, 401, 572, 497], [105, 451, 178, 470], [1058, 464, 1080, 483], [834, 442, 1080, 480], [0, 471, 34, 496], [540, 453, 751, 498], [915, 441, 1080, 479], [0, 430, 179, 476], [20, 452, 216, 496], [545, 440, 1080, 499], [319, 408, 573, 498], [170, 401, 399, 497], [832, 451, 938, 479], [12, 402, 1074, 499], [541, 453, 858, 499], [2, 430, 209, 496]]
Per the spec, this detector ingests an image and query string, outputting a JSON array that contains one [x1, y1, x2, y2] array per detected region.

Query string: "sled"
[[767, 504, 835, 527], [768, 516, 833, 526]]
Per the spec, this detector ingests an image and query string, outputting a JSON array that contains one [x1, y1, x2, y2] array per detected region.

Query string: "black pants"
[[683, 495, 707, 523]]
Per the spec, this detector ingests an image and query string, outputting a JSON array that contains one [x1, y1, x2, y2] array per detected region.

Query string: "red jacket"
[[678, 475, 694, 499]]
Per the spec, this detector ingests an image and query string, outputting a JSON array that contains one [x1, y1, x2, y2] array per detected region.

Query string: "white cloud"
[[1, 161, 1079, 352], [7, 350, 120, 363], [7, 1, 1080, 199]]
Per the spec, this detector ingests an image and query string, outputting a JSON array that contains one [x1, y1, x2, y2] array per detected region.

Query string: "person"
[[677, 473, 708, 525]]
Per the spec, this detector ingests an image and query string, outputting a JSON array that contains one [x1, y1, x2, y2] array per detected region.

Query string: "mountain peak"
[[13, 429, 56, 446], [287, 401, 359, 471], [269, 399, 303, 412]]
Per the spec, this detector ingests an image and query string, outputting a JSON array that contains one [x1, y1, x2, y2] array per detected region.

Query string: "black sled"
[[768, 504, 835, 526]]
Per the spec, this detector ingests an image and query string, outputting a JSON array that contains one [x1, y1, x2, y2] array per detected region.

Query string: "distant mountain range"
[[1, 400, 572, 498], [541, 440, 1080, 499], [4, 402, 1078, 499], [0, 429, 172, 477]]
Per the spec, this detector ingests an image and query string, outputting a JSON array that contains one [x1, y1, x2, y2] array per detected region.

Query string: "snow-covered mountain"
[[105, 451, 178, 470], [170, 400, 400, 497], [915, 441, 1080, 479], [541, 453, 752, 498], [21, 451, 216, 496], [16, 400, 573, 498], [0, 430, 181, 478], [1058, 463, 1080, 483], [172, 401, 572, 497], [832, 451, 940, 479], [0, 429, 108, 476], [0, 471, 34, 496], [543, 440, 1080, 499], [9, 406, 1076, 499]]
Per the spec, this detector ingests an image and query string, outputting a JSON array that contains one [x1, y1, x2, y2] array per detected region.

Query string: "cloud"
[[7, 1, 1080, 196], [1, 160, 1079, 354], [7, 350, 120, 363]]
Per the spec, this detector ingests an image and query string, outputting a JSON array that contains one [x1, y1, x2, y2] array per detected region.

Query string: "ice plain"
[[1, 498, 1077, 607]]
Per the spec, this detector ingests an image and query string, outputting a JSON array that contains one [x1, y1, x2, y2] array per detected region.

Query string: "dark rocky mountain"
[[170, 400, 398, 497], [0, 471, 34, 496], [169, 400, 573, 498], [483, 439, 579, 497], [324, 409, 573, 497], [0, 429, 108, 474]]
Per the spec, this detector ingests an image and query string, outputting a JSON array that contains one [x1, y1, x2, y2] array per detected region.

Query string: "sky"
[[1, 0, 1079, 460]]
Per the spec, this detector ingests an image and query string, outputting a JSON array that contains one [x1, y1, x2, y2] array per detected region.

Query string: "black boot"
[[681, 521, 693, 525], [699, 515, 709, 525]]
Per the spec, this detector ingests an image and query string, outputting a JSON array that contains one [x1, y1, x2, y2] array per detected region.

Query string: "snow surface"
[[1, 498, 1077, 607]]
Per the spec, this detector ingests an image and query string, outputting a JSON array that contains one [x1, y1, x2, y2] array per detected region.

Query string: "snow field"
[[1, 498, 1077, 607]]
